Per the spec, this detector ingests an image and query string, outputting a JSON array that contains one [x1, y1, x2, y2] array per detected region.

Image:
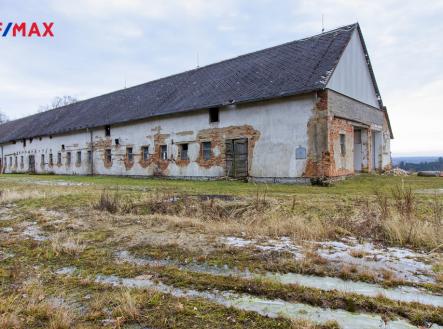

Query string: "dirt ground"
[[0, 174, 442, 329]]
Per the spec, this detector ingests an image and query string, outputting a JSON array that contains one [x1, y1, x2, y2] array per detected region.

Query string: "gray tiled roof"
[[0, 23, 359, 144]]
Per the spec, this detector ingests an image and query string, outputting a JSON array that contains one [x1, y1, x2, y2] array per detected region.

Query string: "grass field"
[[0, 174, 442, 328]]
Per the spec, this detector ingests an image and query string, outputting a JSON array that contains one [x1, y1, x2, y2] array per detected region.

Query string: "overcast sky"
[[0, 0, 442, 156]]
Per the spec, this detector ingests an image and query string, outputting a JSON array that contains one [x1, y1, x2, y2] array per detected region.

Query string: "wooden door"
[[225, 138, 248, 178], [28, 155, 35, 173]]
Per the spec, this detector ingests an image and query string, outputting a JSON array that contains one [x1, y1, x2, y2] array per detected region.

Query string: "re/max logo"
[[0, 22, 54, 37]]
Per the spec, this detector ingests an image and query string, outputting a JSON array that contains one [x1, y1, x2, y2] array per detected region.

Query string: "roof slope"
[[0, 23, 358, 144]]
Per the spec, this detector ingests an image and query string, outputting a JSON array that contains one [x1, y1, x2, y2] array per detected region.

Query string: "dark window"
[[202, 142, 211, 160], [49, 154, 53, 166], [180, 144, 189, 160], [41, 154, 45, 166], [142, 146, 149, 161], [105, 125, 111, 137], [160, 145, 167, 160], [340, 134, 346, 156], [105, 149, 112, 163], [23, 139, 26, 147], [115, 138, 119, 145], [354, 130, 362, 144], [61, 144, 65, 151], [20, 156, 24, 168], [29, 138, 33, 144], [126, 147, 133, 162], [9, 157, 12, 167], [77, 151, 82, 164], [87, 150, 92, 163], [66, 152, 72, 165], [57, 153, 62, 165], [14, 156, 18, 167], [209, 108, 219, 123]]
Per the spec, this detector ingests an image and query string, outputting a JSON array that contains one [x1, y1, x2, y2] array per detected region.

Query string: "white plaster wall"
[[2, 94, 316, 178], [2, 131, 92, 175], [327, 30, 380, 108]]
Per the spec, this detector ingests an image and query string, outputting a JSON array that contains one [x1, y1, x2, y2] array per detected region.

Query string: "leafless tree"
[[38, 95, 79, 113], [0, 111, 9, 124]]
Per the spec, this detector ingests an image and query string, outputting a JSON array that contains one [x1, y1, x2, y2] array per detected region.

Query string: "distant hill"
[[392, 156, 442, 165], [393, 156, 443, 171]]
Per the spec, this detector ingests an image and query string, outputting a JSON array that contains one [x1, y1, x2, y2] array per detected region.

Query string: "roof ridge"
[[0, 23, 359, 143], [6, 23, 359, 121]]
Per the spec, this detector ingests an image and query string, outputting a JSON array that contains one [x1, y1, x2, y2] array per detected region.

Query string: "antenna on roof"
[[196, 52, 200, 68], [321, 14, 325, 33], [124, 75, 127, 89]]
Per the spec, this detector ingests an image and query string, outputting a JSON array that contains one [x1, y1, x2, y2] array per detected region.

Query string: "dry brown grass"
[[0, 189, 47, 203], [51, 233, 86, 256], [112, 289, 141, 322], [290, 319, 340, 329], [349, 249, 367, 258], [0, 312, 22, 329], [0, 280, 75, 329]]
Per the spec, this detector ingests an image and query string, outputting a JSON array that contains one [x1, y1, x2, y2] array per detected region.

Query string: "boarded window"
[[77, 151, 82, 164], [57, 153, 62, 165], [105, 149, 112, 163], [66, 152, 71, 165], [87, 151, 92, 163], [41, 154, 45, 166], [127, 147, 134, 162], [209, 108, 219, 123], [202, 142, 211, 160], [49, 154, 53, 166], [105, 125, 111, 137], [179, 144, 189, 160], [142, 146, 149, 161], [15, 156, 18, 167], [160, 145, 167, 160], [340, 134, 346, 156]]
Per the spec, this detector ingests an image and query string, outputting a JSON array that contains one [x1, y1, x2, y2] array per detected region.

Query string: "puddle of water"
[[222, 236, 256, 248], [0, 251, 15, 261], [317, 239, 436, 284], [116, 251, 443, 308], [23, 224, 47, 241], [55, 267, 77, 275], [265, 273, 443, 307], [417, 189, 443, 195], [94, 272, 437, 329], [220, 236, 439, 284]]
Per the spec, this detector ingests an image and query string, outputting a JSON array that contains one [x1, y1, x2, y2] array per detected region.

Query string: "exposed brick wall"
[[304, 90, 390, 178]]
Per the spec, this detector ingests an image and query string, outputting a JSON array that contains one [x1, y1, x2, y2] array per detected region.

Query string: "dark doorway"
[[28, 155, 35, 173], [225, 138, 248, 178]]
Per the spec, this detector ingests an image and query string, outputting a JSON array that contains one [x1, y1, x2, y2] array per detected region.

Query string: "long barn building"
[[0, 23, 392, 183]]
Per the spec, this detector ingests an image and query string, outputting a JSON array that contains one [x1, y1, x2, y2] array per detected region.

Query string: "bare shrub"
[[94, 190, 120, 213]]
